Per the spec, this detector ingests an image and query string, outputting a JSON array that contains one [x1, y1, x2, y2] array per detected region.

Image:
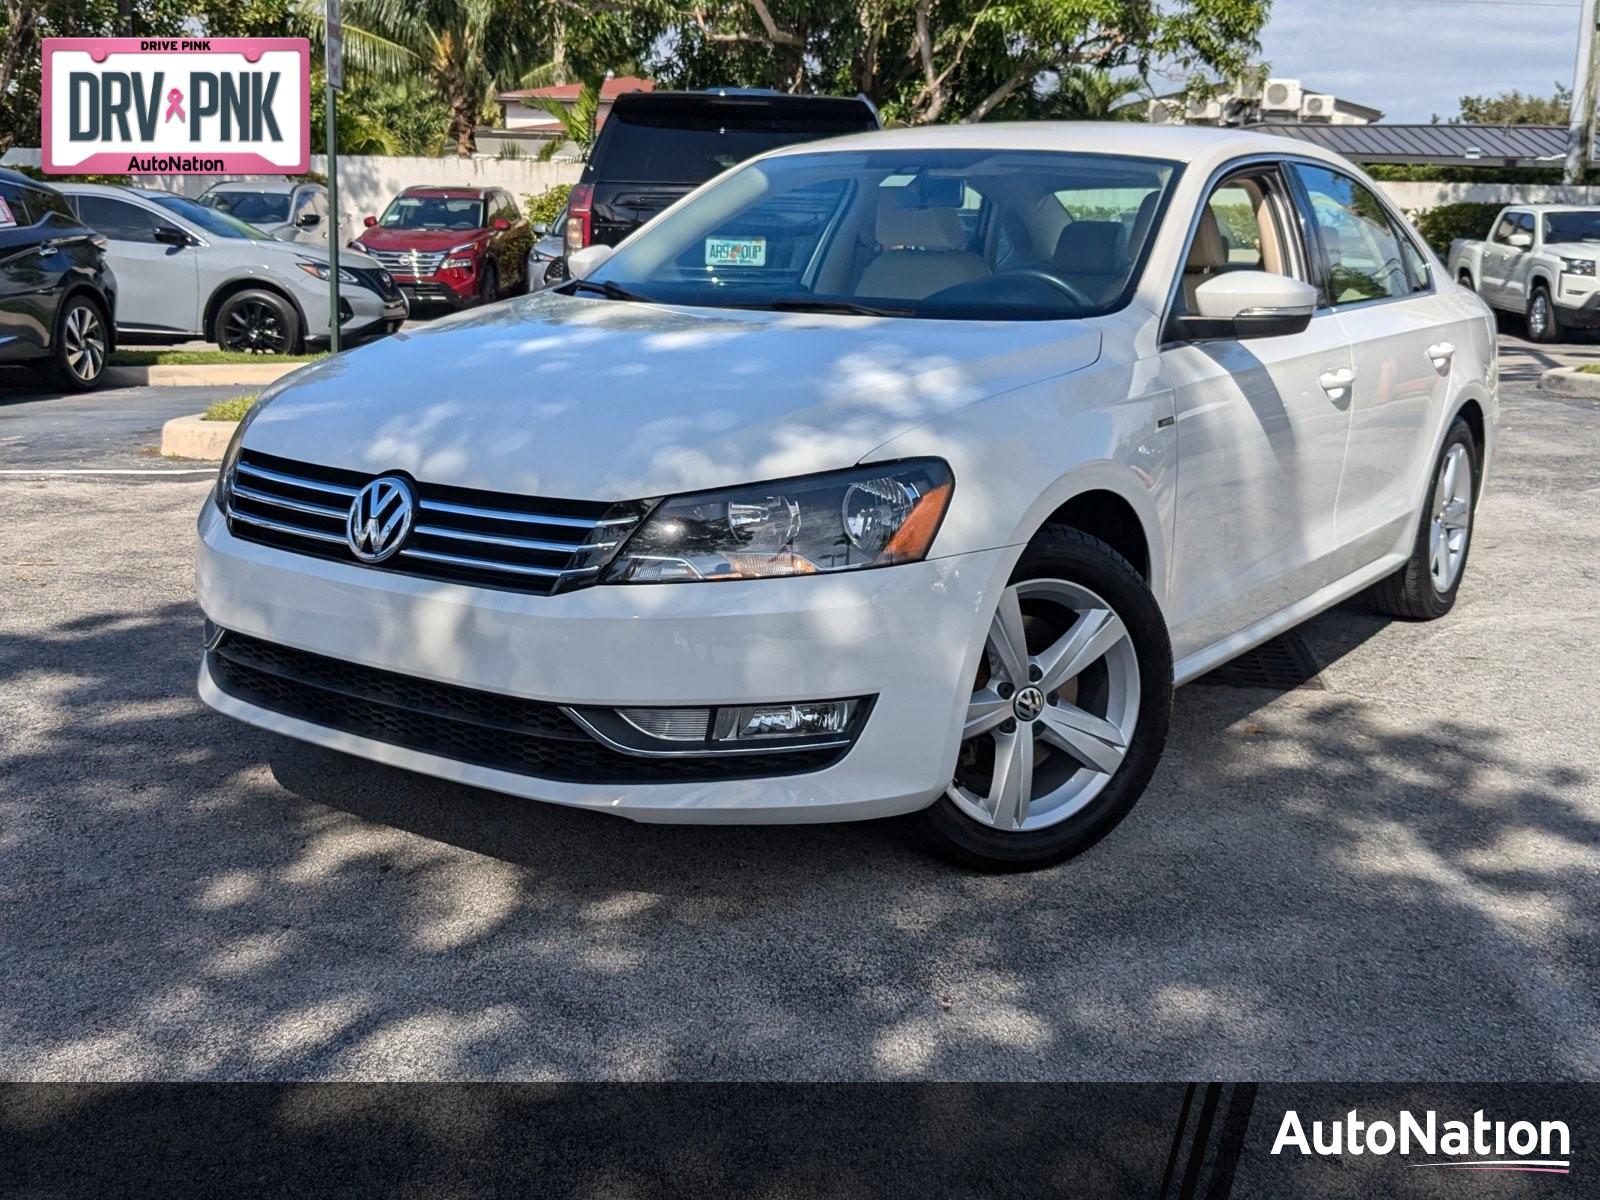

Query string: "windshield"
[[146, 192, 262, 239], [200, 189, 291, 224], [1544, 211, 1600, 244], [378, 195, 486, 231], [594, 110, 874, 185], [584, 149, 1179, 320]]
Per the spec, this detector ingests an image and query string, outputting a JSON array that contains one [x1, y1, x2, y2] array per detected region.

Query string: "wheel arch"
[[1007, 464, 1168, 601], [203, 277, 309, 345]]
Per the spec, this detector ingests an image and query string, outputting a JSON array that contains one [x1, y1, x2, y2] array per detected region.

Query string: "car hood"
[[244, 292, 1103, 501], [251, 237, 381, 271], [1544, 241, 1600, 260], [356, 228, 487, 252]]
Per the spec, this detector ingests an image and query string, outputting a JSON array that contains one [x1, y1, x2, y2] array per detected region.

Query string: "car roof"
[[203, 179, 303, 194], [1502, 203, 1599, 214], [399, 186, 492, 198], [757, 121, 1354, 170]]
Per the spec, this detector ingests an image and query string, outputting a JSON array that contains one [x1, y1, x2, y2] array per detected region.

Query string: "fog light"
[[714, 700, 857, 741], [616, 707, 711, 741]]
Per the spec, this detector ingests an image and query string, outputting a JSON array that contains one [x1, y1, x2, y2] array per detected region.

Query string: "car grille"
[[347, 265, 403, 302], [208, 632, 851, 784], [368, 248, 446, 277], [224, 449, 648, 595]]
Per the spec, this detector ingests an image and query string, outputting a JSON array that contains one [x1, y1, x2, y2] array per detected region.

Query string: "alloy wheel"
[[948, 579, 1140, 832], [222, 301, 287, 354], [1429, 443, 1473, 592], [62, 304, 105, 382], [1529, 293, 1549, 338]]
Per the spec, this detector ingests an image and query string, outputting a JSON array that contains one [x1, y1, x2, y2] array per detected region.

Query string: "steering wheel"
[[1002, 268, 1095, 308]]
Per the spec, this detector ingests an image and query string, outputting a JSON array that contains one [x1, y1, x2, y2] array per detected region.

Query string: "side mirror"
[[492, 217, 512, 232], [567, 243, 616, 280], [1507, 231, 1533, 249], [153, 225, 191, 247], [531, 222, 548, 237], [296, 211, 321, 228], [1169, 271, 1318, 341], [363, 214, 378, 228]]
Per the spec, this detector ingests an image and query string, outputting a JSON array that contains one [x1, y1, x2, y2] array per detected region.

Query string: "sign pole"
[[325, 0, 344, 351]]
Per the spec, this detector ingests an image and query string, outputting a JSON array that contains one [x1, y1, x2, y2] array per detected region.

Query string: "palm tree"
[[1043, 70, 1148, 121], [532, 76, 600, 161], [296, 0, 547, 156]]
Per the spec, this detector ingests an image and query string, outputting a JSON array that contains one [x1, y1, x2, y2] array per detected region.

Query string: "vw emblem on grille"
[[1012, 686, 1046, 723], [346, 476, 416, 563]]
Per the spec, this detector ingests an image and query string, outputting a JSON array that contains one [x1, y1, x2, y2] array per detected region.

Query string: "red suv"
[[354, 186, 528, 310]]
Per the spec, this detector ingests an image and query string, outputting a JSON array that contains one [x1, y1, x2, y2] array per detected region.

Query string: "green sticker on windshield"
[[706, 237, 766, 268]]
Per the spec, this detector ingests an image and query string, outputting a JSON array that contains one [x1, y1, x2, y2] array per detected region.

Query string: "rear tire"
[[50, 294, 109, 390], [212, 289, 302, 355], [1526, 283, 1562, 343], [916, 526, 1172, 872], [1370, 417, 1478, 620]]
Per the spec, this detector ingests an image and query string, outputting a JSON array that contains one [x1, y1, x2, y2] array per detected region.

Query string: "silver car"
[[57, 184, 407, 354], [196, 179, 340, 247]]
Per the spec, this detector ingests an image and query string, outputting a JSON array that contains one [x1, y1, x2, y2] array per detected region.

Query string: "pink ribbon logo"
[[164, 88, 185, 123]]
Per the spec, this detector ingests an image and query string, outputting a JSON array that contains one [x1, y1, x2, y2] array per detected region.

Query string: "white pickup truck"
[[1447, 205, 1600, 341]]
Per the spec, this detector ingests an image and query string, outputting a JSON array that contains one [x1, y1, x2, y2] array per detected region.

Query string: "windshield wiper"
[[767, 297, 913, 317], [564, 278, 653, 303]]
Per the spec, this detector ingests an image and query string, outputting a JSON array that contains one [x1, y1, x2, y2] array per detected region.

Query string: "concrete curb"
[[161, 414, 237, 461], [1538, 366, 1600, 399], [108, 361, 305, 388]]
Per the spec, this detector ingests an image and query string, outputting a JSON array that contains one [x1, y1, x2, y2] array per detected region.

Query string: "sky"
[[1255, 0, 1586, 122]]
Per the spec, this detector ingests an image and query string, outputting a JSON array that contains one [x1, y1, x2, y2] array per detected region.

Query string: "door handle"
[[1427, 341, 1455, 368], [1318, 367, 1356, 398]]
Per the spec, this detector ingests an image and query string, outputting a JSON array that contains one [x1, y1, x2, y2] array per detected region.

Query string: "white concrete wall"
[[1, 147, 581, 217], [1377, 181, 1600, 211]]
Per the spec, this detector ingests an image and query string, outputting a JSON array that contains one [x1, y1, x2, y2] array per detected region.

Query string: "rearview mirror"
[[567, 243, 616, 280], [1508, 231, 1533, 249], [153, 225, 191, 247], [1169, 271, 1318, 341]]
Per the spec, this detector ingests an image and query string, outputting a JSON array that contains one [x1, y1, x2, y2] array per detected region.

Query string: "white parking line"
[[0, 468, 216, 476]]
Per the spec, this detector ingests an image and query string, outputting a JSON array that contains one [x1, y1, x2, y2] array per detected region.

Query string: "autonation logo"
[[1272, 1108, 1572, 1175]]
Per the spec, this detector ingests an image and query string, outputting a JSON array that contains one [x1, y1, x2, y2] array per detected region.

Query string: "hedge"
[[1413, 202, 1505, 257]]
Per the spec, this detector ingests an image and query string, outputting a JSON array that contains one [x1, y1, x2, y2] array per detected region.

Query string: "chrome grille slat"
[[370, 248, 446, 276], [226, 450, 641, 596]]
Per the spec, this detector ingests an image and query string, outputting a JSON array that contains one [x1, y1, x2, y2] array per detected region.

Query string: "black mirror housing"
[[153, 225, 191, 247], [1168, 309, 1313, 342]]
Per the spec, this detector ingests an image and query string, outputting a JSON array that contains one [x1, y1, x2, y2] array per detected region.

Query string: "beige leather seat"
[[856, 192, 989, 300], [1181, 208, 1229, 309]]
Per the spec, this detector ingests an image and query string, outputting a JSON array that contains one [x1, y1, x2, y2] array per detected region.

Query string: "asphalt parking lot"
[[1, 333, 1597, 1082]]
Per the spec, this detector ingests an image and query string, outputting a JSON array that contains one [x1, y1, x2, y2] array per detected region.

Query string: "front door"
[[1161, 165, 1355, 664], [71, 193, 200, 335], [1477, 211, 1522, 305]]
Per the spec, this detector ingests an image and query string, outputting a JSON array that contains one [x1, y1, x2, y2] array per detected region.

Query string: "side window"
[[492, 190, 519, 225], [1491, 213, 1520, 245], [1178, 170, 1299, 313], [1292, 164, 1408, 306], [27, 186, 75, 222], [292, 188, 318, 218], [0, 181, 35, 226], [1400, 235, 1432, 294], [74, 195, 164, 243]]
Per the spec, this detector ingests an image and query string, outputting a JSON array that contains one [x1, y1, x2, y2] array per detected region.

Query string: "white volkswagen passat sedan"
[[197, 125, 1496, 870]]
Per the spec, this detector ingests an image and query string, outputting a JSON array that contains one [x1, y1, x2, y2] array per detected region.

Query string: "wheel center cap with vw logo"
[[1012, 685, 1046, 723], [346, 476, 415, 563]]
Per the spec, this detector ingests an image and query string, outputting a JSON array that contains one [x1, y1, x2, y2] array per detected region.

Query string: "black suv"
[[561, 90, 880, 273], [0, 169, 116, 390]]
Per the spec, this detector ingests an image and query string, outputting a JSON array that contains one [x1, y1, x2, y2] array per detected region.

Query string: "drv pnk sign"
[[41, 38, 310, 175]]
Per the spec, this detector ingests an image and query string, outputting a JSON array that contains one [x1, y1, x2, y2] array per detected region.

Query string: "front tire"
[[1526, 283, 1562, 343], [477, 262, 499, 306], [212, 289, 302, 355], [917, 527, 1172, 872], [50, 294, 109, 390], [1370, 417, 1478, 620]]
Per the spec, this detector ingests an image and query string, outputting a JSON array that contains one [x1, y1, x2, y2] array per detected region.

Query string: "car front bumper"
[[1555, 277, 1600, 327], [195, 498, 1010, 824]]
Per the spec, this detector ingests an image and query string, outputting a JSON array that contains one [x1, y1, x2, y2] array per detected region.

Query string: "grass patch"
[[203, 394, 259, 422], [1576, 364, 1600, 375], [112, 349, 326, 367]]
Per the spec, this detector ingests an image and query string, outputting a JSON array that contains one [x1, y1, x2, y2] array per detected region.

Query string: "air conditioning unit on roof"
[[1261, 78, 1304, 113], [1300, 94, 1337, 120]]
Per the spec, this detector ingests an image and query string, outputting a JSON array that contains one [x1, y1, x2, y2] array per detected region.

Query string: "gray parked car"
[[57, 184, 406, 354], [196, 179, 343, 247]]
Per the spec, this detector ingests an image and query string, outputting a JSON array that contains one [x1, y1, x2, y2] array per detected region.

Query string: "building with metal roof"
[[1253, 122, 1583, 168]]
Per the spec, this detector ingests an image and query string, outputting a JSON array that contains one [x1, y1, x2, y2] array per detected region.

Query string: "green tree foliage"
[[657, 0, 1268, 125], [525, 180, 571, 225], [531, 77, 599, 159], [1436, 84, 1571, 126], [1413, 202, 1504, 256], [310, 76, 451, 155]]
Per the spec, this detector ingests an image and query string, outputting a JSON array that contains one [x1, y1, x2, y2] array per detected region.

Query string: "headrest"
[[876, 189, 966, 251], [1187, 208, 1228, 271], [1052, 220, 1127, 273]]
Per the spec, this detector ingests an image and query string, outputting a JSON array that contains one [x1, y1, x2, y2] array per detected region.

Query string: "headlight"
[[604, 459, 953, 584], [442, 242, 478, 271], [1561, 257, 1596, 276], [296, 260, 359, 284]]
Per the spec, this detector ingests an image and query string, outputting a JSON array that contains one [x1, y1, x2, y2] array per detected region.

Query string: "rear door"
[[71, 193, 200, 334], [1289, 162, 1462, 567], [0, 181, 63, 360]]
